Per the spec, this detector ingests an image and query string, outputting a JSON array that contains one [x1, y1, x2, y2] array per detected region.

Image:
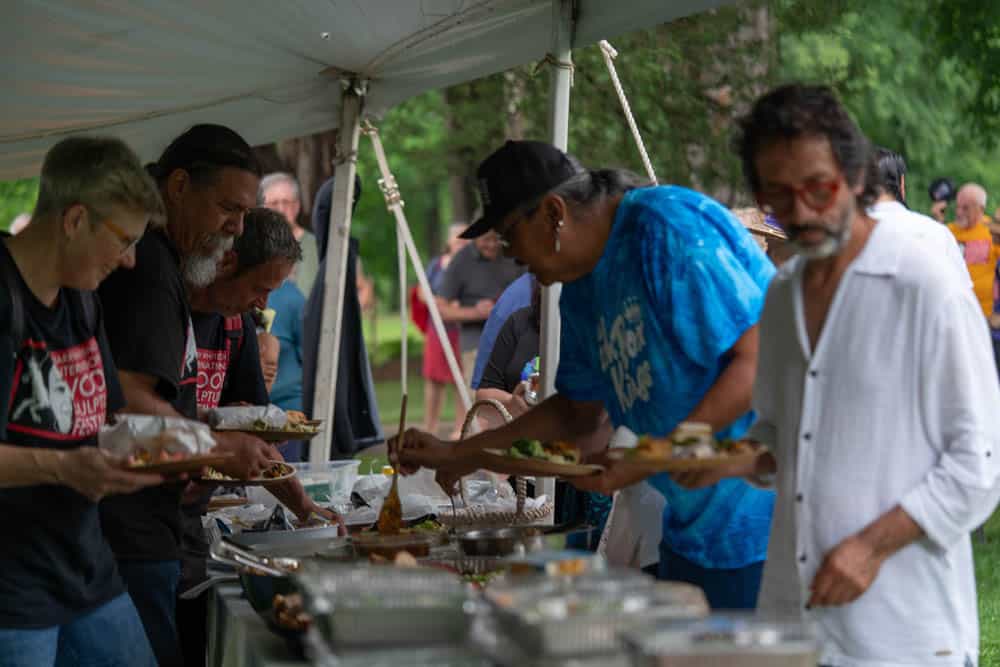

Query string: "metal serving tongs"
[[209, 536, 295, 577], [375, 394, 407, 534]]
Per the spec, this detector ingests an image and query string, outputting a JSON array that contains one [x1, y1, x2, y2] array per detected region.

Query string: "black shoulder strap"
[[0, 244, 24, 351], [79, 290, 99, 333]]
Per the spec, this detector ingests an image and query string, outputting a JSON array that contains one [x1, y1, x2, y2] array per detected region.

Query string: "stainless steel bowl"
[[455, 528, 532, 556]]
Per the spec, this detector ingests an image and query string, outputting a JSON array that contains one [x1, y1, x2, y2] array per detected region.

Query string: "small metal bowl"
[[456, 527, 542, 557]]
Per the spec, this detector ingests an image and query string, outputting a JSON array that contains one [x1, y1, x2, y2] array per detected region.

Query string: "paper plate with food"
[[101, 415, 233, 474], [201, 460, 297, 486], [607, 422, 765, 472], [481, 440, 603, 478], [208, 405, 322, 442]]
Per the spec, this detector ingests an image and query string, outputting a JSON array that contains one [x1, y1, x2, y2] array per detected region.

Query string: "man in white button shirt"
[[868, 147, 969, 284], [681, 83, 1000, 666]]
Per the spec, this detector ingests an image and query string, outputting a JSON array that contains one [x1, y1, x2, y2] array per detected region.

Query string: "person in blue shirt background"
[[267, 278, 306, 461], [395, 140, 775, 609]]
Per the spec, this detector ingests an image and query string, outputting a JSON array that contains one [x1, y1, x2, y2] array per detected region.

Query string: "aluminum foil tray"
[[620, 614, 818, 667], [296, 563, 473, 647], [485, 576, 707, 657]]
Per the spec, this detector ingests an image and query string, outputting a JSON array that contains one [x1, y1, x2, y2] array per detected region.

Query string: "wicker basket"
[[439, 399, 553, 529]]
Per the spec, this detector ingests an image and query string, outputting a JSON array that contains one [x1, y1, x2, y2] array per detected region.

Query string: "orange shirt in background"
[[947, 217, 998, 317]]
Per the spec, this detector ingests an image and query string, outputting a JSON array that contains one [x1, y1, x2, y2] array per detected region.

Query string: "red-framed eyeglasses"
[[756, 179, 841, 217]]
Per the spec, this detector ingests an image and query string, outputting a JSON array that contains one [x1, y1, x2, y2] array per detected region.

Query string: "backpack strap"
[[223, 315, 245, 356], [0, 263, 24, 358], [79, 290, 99, 333]]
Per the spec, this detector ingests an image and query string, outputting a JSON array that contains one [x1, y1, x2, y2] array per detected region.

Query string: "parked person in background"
[[469, 272, 533, 395], [0, 136, 164, 667], [302, 175, 384, 456], [259, 172, 320, 297], [947, 183, 997, 318], [417, 223, 468, 438], [683, 82, 1000, 666], [475, 276, 615, 538], [437, 228, 525, 394], [869, 147, 968, 280], [395, 140, 775, 610], [98, 124, 276, 667]]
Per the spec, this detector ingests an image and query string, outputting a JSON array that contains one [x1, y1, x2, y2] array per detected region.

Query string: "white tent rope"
[[598, 40, 658, 184], [361, 121, 474, 417]]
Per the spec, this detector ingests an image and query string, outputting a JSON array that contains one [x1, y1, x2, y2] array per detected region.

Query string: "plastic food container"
[[620, 614, 818, 667], [292, 460, 360, 502]]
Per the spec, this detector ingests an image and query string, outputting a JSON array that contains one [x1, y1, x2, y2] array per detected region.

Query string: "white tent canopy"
[[3, 0, 727, 179]]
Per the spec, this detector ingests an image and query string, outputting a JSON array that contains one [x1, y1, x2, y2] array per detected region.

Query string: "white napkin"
[[205, 404, 287, 430], [598, 426, 665, 569], [99, 415, 215, 459]]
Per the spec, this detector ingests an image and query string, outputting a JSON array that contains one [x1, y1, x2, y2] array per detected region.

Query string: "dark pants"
[[0, 593, 156, 667], [118, 559, 183, 667], [657, 544, 764, 610], [176, 593, 207, 667]]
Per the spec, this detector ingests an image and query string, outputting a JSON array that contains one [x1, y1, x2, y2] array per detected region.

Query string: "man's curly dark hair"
[[735, 84, 877, 210]]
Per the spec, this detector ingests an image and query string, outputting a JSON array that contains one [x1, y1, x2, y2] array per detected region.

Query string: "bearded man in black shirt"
[[98, 124, 277, 666]]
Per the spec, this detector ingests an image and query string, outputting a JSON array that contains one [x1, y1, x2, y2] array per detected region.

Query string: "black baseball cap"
[[460, 140, 582, 239], [928, 177, 956, 203]]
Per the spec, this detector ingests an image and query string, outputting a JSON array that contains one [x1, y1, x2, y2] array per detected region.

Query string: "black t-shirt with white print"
[[98, 229, 197, 561], [0, 241, 126, 628]]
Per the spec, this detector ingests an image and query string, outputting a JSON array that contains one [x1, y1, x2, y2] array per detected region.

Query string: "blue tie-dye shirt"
[[555, 185, 776, 569]]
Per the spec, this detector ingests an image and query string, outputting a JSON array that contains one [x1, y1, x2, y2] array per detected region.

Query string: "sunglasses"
[[756, 179, 841, 217]]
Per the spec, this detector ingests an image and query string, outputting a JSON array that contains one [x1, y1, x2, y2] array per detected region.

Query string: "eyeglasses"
[[100, 217, 144, 255], [756, 179, 841, 217]]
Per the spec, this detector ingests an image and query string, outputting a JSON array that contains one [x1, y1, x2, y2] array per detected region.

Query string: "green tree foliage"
[[922, 0, 1000, 142], [778, 0, 1000, 216], [0, 179, 37, 232]]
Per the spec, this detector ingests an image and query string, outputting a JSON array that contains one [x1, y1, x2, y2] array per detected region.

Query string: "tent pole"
[[363, 122, 472, 413], [537, 0, 575, 509], [310, 82, 364, 463]]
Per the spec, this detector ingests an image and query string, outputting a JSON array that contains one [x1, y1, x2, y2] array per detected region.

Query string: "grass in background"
[[976, 514, 1000, 664], [375, 366, 462, 431]]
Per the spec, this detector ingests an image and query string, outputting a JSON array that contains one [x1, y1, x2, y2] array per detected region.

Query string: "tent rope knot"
[[533, 53, 575, 85]]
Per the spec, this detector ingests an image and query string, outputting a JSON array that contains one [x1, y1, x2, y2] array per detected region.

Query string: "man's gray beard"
[[790, 207, 854, 261], [182, 235, 233, 288]]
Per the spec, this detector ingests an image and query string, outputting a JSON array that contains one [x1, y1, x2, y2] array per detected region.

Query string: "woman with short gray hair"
[[0, 136, 163, 666]]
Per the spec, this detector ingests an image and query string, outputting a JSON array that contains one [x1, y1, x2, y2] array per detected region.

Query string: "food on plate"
[[507, 439, 581, 465], [123, 428, 194, 466], [204, 461, 292, 482], [272, 593, 310, 631], [249, 415, 318, 434], [629, 422, 756, 461], [463, 570, 505, 588], [411, 519, 445, 533]]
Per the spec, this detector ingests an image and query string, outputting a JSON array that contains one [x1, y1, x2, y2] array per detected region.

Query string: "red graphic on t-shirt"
[[962, 239, 992, 265], [196, 347, 231, 411], [8, 338, 107, 440]]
